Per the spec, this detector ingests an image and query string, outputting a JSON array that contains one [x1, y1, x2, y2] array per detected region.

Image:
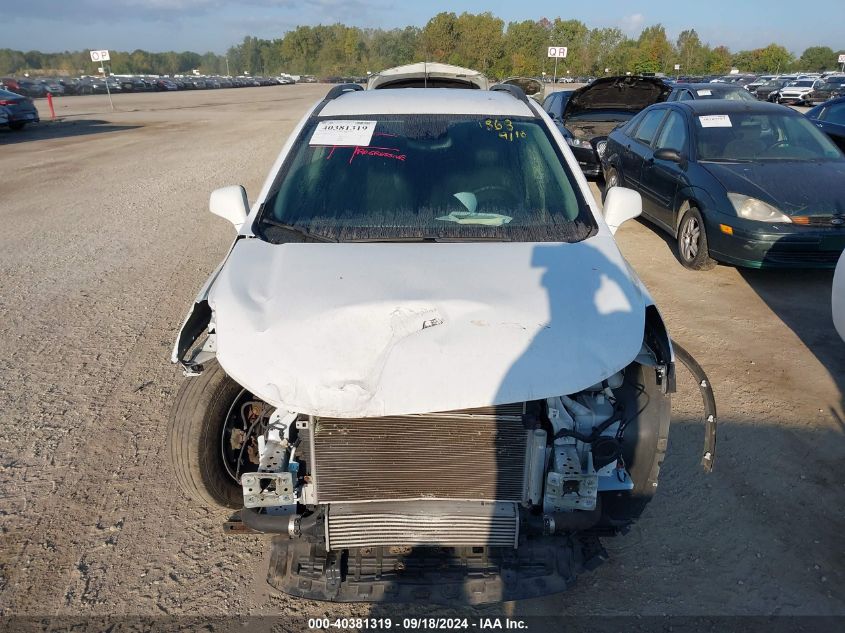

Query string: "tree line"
[[2, 12, 843, 78]]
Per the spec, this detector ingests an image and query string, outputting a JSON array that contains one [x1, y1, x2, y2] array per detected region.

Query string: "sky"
[[3, 0, 844, 55]]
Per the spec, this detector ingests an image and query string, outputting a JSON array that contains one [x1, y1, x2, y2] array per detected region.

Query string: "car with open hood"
[[556, 75, 672, 178], [366, 62, 488, 90], [602, 100, 845, 270], [167, 83, 677, 604]]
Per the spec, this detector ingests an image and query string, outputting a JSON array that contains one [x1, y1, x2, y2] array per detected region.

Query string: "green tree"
[[453, 12, 504, 73], [675, 29, 710, 75], [708, 46, 733, 73], [798, 46, 836, 71], [634, 24, 672, 74], [419, 12, 458, 62]]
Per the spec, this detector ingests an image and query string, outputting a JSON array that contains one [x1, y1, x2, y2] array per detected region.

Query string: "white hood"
[[209, 238, 647, 417]]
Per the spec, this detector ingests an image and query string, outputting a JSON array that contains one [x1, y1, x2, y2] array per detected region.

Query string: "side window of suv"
[[633, 109, 667, 145]]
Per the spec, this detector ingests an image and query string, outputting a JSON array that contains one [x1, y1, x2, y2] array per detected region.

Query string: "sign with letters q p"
[[547, 46, 568, 58], [90, 49, 110, 62], [839, 53, 845, 63]]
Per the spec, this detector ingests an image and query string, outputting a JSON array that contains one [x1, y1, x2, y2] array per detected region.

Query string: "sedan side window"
[[633, 109, 667, 146], [678, 90, 695, 101], [654, 111, 688, 152]]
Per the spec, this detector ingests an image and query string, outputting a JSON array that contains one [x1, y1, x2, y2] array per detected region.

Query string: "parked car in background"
[[754, 78, 791, 102], [806, 96, 845, 152], [0, 77, 22, 93], [119, 77, 151, 92], [0, 88, 40, 130], [155, 78, 178, 91], [805, 76, 845, 106], [367, 62, 488, 90], [16, 80, 47, 98], [668, 83, 757, 102], [778, 79, 821, 105], [38, 78, 65, 95], [542, 89, 575, 120], [602, 100, 845, 269], [556, 75, 671, 177], [58, 78, 80, 95]]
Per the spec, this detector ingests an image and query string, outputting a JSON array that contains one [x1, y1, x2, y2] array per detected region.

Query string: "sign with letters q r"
[[547, 47, 568, 58]]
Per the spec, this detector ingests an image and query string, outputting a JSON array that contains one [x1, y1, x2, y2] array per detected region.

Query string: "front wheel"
[[167, 359, 270, 510], [677, 207, 716, 270], [9, 122, 25, 131]]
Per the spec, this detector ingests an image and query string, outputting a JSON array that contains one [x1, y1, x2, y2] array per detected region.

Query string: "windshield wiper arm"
[[260, 218, 337, 243]]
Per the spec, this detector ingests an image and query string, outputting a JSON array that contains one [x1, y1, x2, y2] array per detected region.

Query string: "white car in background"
[[778, 79, 821, 105], [167, 82, 677, 603]]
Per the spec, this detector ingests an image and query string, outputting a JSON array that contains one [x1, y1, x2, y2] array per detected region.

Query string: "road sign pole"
[[553, 57, 559, 84], [104, 64, 114, 111]]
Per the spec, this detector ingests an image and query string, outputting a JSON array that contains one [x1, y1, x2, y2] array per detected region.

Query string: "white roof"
[[319, 88, 535, 117]]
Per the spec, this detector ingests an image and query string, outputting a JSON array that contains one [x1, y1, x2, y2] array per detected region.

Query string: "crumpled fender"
[[171, 238, 241, 372]]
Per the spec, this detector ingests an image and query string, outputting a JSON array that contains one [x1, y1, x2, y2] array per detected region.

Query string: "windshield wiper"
[[260, 218, 337, 243], [700, 158, 754, 164]]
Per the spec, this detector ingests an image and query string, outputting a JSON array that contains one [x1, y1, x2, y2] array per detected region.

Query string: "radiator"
[[326, 501, 519, 550], [309, 404, 528, 503]]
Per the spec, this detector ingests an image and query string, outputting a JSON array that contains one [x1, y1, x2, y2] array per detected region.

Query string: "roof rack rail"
[[325, 83, 364, 100], [490, 83, 529, 105]]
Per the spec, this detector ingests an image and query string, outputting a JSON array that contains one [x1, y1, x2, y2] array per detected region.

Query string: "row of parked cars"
[[0, 74, 298, 98], [540, 74, 845, 270]]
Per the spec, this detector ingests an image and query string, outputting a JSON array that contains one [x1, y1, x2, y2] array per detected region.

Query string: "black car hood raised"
[[563, 76, 672, 119], [703, 160, 845, 215]]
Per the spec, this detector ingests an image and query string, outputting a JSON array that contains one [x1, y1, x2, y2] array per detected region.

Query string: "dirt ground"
[[1, 86, 844, 626]]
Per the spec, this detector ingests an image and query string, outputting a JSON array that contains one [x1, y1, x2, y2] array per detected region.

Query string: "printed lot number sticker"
[[699, 114, 732, 128], [310, 120, 376, 146]]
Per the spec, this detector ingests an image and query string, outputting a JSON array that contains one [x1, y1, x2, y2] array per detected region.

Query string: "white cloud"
[[620, 13, 645, 34]]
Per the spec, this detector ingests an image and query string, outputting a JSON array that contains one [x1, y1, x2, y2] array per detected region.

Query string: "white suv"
[[168, 83, 675, 603]]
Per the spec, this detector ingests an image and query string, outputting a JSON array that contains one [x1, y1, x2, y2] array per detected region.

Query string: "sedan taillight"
[[0, 99, 17, 106]]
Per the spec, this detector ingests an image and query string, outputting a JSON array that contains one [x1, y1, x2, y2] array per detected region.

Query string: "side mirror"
[[833, 250, 845, 341], [654, 147, 683, 163], [603, 186, 642, 235], [209, 185, 249, 231]]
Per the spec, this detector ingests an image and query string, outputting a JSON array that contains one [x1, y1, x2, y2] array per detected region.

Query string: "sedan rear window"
[[257, 114, 595, 243]]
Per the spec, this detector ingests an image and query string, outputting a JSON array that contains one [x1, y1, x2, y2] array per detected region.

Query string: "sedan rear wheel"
[[677, 207, 716, 270]]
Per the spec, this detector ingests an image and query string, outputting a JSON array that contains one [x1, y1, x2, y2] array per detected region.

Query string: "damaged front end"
[[207, 319, 673, 604]]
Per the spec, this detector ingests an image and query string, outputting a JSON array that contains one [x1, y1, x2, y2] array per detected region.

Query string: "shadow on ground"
[[0, 119, 141, 144], [739, 267, 845, 419]]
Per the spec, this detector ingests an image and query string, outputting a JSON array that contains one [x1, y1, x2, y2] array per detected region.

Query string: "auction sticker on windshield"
[[310, 120, 376, 146], [698, 114, 732, 128]]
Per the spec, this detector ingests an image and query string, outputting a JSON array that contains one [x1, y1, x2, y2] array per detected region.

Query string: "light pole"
[[225, 57, 230, 77]]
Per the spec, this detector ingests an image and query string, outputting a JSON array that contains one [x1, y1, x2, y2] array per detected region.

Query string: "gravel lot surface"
[[1, 86, 843, 627]]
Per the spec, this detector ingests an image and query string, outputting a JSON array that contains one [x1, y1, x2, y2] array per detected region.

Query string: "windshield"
[[788, 80, 815, 88], [257, 114, 596, 243], [696, 111, 843, 161]]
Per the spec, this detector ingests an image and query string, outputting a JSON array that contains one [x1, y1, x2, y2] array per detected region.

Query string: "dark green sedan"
[[601, 100, 845, 269]]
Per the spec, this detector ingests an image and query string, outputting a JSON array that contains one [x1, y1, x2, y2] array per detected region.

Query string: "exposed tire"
[[676, 206, 716, 270], [9, 122, 25, 131], [599, 362, 671, 529], [167, 359, 244, 510]]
